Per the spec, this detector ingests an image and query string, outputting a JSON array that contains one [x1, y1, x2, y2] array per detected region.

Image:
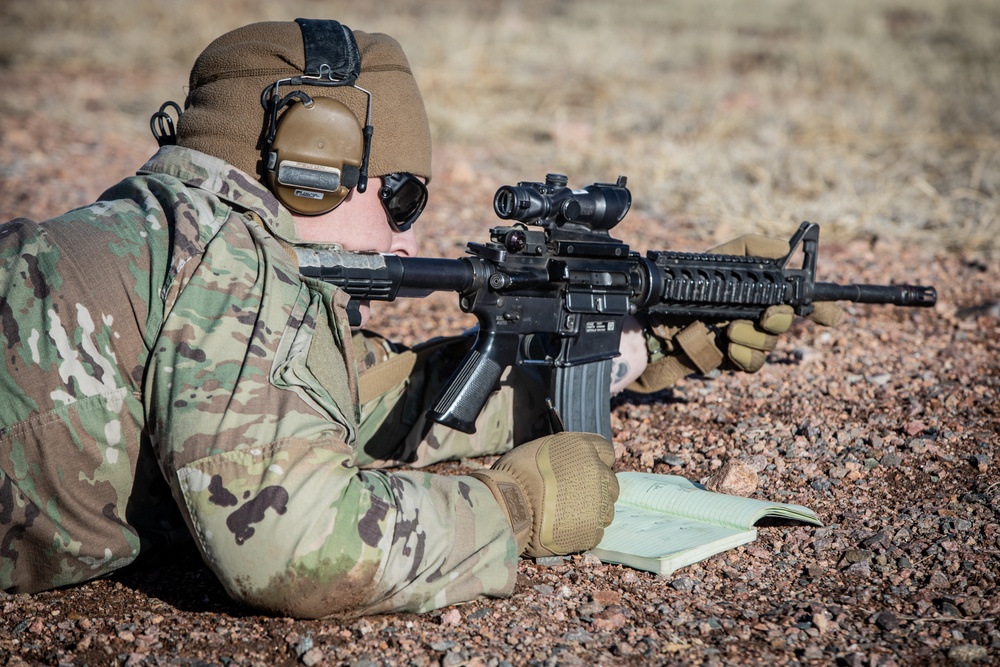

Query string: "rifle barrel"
[[813, 282, 937, 307]]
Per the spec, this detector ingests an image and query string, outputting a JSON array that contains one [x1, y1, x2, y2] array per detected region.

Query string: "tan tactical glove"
[[628, 234, 843, 394], [472, 432, 619, 558]]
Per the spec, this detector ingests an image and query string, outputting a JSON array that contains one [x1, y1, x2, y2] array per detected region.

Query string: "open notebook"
[[590, 472, 822, 576]]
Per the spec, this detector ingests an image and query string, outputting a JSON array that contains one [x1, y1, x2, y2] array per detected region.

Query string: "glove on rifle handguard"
[[629, 234, 843, 393], [472, 432, 619, 558]]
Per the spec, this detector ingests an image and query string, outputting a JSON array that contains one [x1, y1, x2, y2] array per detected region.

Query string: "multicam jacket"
[[0, 146, 522, 617]]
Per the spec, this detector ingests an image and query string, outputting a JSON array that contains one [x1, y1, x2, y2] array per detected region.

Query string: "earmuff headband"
[[259, 19, 376, 214], [296, 18, 360, 84]]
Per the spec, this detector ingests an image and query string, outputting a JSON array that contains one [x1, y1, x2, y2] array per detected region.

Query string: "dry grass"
[[1, 0, 998, 254]]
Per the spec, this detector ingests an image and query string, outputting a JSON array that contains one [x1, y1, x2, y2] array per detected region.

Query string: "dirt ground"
[[1, 1, 999, 666]]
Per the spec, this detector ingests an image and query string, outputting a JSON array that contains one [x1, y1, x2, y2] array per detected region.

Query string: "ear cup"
[[266, 97, 365, 215]]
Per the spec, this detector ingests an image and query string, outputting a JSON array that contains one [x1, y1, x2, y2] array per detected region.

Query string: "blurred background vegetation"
[[1, 0, 997, 254]]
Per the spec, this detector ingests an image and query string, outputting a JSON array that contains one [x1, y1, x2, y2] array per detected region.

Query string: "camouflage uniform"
[[0, 145, 523, 617]]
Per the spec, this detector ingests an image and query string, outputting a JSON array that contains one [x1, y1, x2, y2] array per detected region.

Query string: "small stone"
[[880, 452, 903, 467], [806, 564, 826, 578], [535, 555, 566, 567], [562, 629, 594, 643], [294, 636, 314, 656], [874, 611, 899, 631], [661, 454, 685, 466], [671, 577, 697, 592], [592, 612, 627, 631], [440, 608, 462, 626], [842, 548, 873, 564], [745, 454, 768, 472], [811, 478, 832, 491], [812, 611, 830, 634], [300, 647, 324, 666], [937, 600, 962, 617], [971, 454, 990, 472], [591, 590, 621, 606], [947, 644, 989, 663], [860, 533, 890, 550], [704, 460, 758, 496], [802, 644, 825, 660], [927, 571, 950, 589], [961, 598, 983, 615], [612, 642, 635, 656], [843, 560, 871, 580], [430, 640, 456, 652]]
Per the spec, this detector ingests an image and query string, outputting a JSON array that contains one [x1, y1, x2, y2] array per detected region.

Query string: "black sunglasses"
[[379, 173, 427, 232]]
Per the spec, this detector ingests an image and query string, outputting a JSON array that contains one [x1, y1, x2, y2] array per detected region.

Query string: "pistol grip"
[[427, 331, 514, 434]]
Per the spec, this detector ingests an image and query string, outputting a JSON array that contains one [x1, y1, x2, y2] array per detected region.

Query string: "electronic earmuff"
[[259, 19, 374, 216], [263, 93, 366, 215], [150, 19, 375, 217]]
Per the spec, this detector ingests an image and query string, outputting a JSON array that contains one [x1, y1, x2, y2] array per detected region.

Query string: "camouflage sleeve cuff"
[[471, 471, 531, 555]]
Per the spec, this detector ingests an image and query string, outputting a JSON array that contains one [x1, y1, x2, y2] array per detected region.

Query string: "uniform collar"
[[137, 145, 302, 244]]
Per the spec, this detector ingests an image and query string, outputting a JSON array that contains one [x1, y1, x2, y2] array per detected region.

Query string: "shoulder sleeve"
[[146, 214, 517, 617]]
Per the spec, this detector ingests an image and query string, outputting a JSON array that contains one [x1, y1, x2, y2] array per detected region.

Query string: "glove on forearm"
[[473, 432, 619, 558]]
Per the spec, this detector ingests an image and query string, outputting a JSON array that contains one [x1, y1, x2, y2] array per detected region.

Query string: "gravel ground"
[[2, 138, 998, 666], [1, 3, 999, 665]]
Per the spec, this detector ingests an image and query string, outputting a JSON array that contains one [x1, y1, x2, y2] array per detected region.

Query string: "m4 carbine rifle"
[[298, 174, 937, 441]]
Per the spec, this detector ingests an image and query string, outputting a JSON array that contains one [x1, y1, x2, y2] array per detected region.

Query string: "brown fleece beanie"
[[176, 21, 431, 182]]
